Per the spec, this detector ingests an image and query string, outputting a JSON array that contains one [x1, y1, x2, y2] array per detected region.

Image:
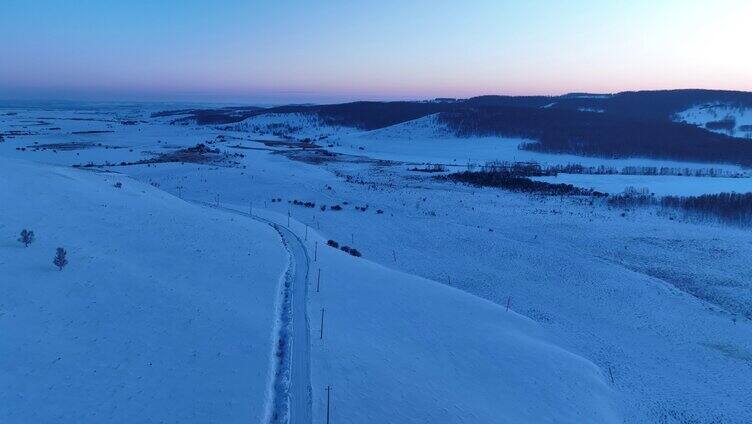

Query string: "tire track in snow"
[[192, 201, 312, 424]]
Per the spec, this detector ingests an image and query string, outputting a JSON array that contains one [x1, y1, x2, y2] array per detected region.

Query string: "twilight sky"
[[1, 0, 750, 104]]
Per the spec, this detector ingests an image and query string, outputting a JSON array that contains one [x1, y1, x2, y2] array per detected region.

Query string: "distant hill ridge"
[[155, 89, 752, 165]]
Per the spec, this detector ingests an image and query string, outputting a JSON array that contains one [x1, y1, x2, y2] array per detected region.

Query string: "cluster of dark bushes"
[[340, 245, 362, 257], [271, 198, 282, 203], [441, 170, 604, 196], [326, 239, 361, 257], [330, 204, 343, 211], [606, 187, 656, 208], [410, 164, 447, 173], [290, 199, 316, 208], [661, 192, 752, 225], [355, 205, 368, 212]]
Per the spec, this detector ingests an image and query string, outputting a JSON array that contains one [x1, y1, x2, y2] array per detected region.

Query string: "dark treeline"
[[440, 169, 603, 196], [158, 89, 752, 127], [438, 106, 752, 166], [465, 90, 752, 121], [545, 163, 747, 178], [661, 192, 752, 225]]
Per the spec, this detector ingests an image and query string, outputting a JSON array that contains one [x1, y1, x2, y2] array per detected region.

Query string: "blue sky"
[[1, 0, 750, 103]]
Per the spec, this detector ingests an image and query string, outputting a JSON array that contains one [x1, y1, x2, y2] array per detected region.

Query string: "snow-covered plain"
[[3, 104, 752, 423]]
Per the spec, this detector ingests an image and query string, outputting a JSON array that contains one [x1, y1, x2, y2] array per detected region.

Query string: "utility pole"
[[325, 385, 332, 424], [305, 225, 308, 241], [317, 268, 321, 292], [506, 296, 511, 312], [176, 185, 184, 199], [287, 210, 291, 227], [249, 201, 253, 216], [314, 242, 318, 262], [320, 308, 325, 339]]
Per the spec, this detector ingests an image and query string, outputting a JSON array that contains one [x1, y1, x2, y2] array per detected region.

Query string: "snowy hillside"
[[357, 113, 454, 140], [674, 103, 752, 138], [0, 158, 288, 423], [225, 112, 357, 140], [229, 207, 621, 424]]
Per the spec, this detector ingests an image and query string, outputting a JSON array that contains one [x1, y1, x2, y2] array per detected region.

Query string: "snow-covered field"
[[674, 103, 752, 139], [3, 104, 752, 423]]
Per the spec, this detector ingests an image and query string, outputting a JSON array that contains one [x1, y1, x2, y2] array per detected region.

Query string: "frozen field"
[[2, 104, 752, 423]]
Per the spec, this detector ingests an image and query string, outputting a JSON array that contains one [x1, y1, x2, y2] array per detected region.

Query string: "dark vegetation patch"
[[71, 130, 115, 134], [606, 187, 657, 208], [544, 163, 747, 178], [326, 239, 362, 257], [0, 130, 38, 137], [740, 125, 752, 132], [289, 199, 316, 208], [441, 169, 603, 196], [705, 118, 736, 131], [438, 106, 752, 165], [410, 163, 447, 173], [25, 142, 123, 151], [661, 192, 752, 225], [72, 143, 244, 168]]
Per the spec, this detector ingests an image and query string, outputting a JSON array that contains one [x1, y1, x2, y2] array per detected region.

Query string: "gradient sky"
[[1, 0, 750, 104]]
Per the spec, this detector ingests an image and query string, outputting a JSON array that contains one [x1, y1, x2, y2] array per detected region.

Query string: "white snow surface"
[[3, 104, 752, 423], [0, 157, 288, 423], [674, 103, 752, 138], [230, 207, 621, 424]]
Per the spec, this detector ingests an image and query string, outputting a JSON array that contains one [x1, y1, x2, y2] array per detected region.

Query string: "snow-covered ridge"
[[674, 103, 752, 139]]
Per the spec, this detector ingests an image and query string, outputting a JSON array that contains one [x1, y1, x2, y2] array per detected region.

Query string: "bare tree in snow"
[[53, 247, 68, 271], [18, 229, 35, 247]]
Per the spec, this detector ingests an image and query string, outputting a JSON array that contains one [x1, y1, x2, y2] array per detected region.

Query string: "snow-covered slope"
[[358, 113, 454, 140], [225, 112, 357, 140], [0, 158, 288, 423], [248, 208, 620, 424], [674, 103, 752, 138]]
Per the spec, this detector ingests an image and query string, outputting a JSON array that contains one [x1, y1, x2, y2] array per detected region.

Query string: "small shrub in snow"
[[330, 205, 342, 211], [320, 205, 327, 211], [340, 245, 351, 253], [327, 239, 339, 248], [113, 182, 123, 188], [18, 229, 35, 247], [53, 247, 68, 271], [349, 248, 362, 257]]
